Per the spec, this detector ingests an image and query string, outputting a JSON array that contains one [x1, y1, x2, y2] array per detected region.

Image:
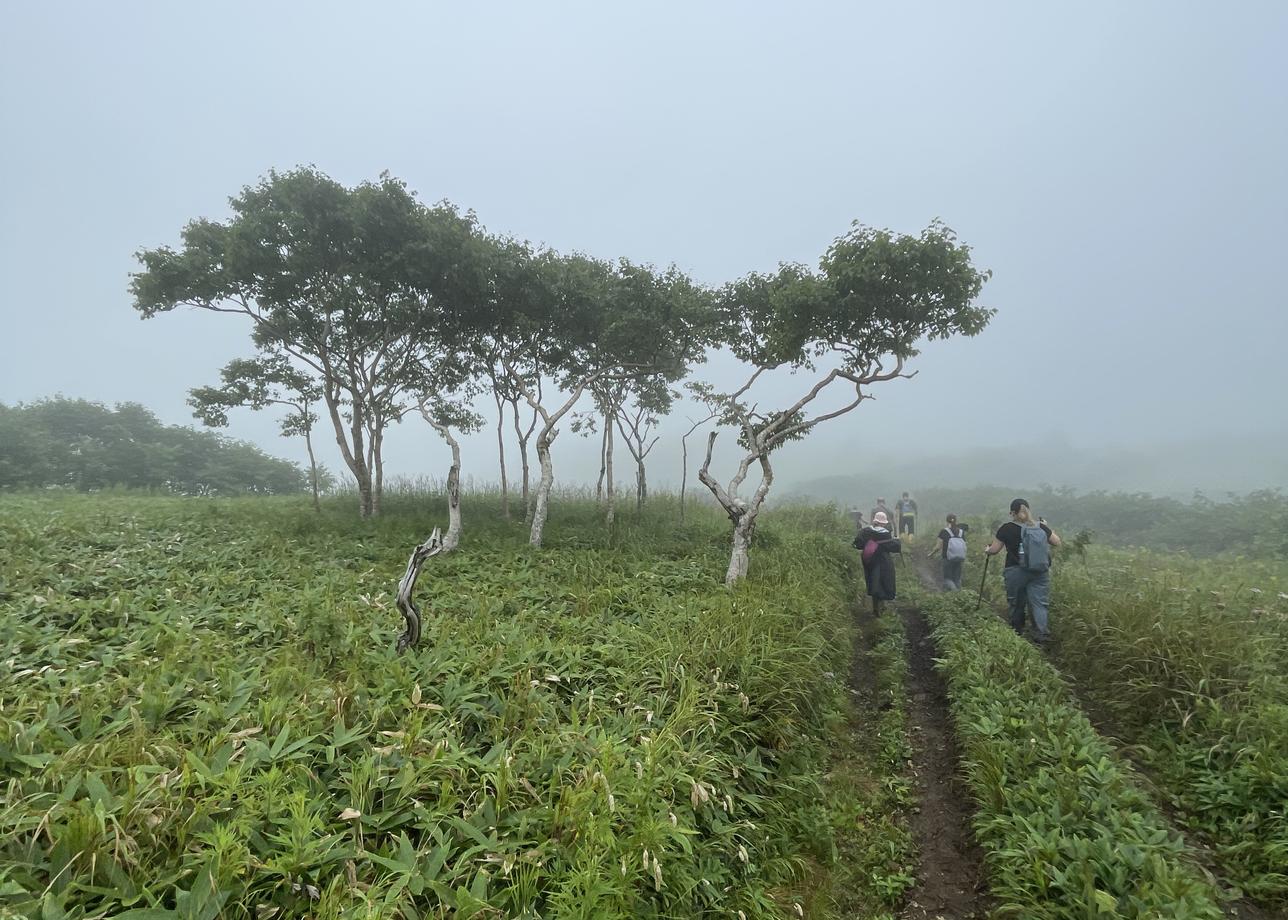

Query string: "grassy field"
[[0, 492, 917, 919]]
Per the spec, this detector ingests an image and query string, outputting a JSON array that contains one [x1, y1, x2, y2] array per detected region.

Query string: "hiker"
[[870, 497, 892, 525], [854, 511, 902, 616], [983, 498, 1062, 641], [847, 507, 866, 533], [931, 513, 969, 591], [897, 492, 918, 536]]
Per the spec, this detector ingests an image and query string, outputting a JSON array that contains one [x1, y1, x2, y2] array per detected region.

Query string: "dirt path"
[[896, 595, 988, 920]]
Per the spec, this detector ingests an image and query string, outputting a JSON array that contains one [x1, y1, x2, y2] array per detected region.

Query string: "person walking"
[[870, 497, 892, 527], [983, 498, 1062, 641], [854, 511, 902, 616], [931, 513, 969, 590], [896, 492, 918, 536]]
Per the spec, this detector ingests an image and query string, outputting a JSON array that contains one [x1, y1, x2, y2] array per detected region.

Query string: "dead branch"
[[396, 527, 443, 652]]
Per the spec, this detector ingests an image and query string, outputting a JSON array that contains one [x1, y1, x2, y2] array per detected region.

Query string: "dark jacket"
[[854, 526, 902, 600]]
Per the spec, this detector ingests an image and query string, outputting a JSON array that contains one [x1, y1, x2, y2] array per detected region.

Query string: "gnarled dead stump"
[[396, 528, 443, 652]]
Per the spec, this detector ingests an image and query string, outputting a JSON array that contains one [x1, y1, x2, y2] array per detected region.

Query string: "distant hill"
[[784, 430, 1288, 505]]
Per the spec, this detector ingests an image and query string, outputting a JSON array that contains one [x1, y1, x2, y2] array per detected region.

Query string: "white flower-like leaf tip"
[[338, 807, 361, 820], [737, 844, 749, 863], [411, 684, 422, 705], [544, 674, 561, 682]]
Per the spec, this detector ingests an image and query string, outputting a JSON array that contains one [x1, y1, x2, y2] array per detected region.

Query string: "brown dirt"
[[896, 597, 989, 920]]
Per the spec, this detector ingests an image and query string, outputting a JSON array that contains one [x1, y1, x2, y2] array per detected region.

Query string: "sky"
[[2, 2, 1286, 496]]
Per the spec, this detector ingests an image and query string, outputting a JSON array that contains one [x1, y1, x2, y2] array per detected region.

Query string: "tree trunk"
[[494, 391, 510, 520], [697, 431, 775, 586], [304, 426, 321, 513], [595, 423, 608, 503], [321, 388, 374, 518], [396, 528, 443, 652], [512, 399, 532, 522], [529, 431, 555, 547], [636, 460, 646, 514], [680, 434, 689, 523], [604, 413, 615, 526], [371, 427, 384, 518], [725, 517, 754, 585], [442, 431, 462, 552]]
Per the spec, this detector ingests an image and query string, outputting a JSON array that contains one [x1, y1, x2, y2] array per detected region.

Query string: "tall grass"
[[0, 492, 861, 918]]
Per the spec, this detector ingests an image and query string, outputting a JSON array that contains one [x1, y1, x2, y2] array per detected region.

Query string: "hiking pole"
[[975, 553, 992, 610]]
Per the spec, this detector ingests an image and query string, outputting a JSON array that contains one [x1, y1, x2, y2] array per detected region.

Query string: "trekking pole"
[[975, 553, 991, 610]]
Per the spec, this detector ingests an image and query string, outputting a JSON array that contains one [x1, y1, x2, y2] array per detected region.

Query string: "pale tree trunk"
[[304, 426, 321, 513], [530, 429, 555, 546], [604, 412, 615, 526], [595, 424, 608, 504], [680, 432, 690, 523], [722, 457, 772, 585], [371, 426, 384, 518], [516, 372, 595, 548], [436, 425, 463, 552], [511, 398, 533, 521], [494, 390, 510, 520], [698, 430, 775, 586]]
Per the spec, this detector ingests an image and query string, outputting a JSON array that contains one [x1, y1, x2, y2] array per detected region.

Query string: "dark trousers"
[[899, 515, 915, 535]]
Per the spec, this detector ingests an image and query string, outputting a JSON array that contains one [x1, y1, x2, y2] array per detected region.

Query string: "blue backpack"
[[1018, 522, 1050, 572]]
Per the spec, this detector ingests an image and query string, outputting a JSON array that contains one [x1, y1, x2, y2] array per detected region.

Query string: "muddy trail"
[[882, 553, 989, 919]]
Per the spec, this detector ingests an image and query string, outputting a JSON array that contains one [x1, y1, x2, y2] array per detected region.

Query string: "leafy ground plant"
[[0, 492, 894, 919], [918, 588, 1224, 919], [1048, 547, 1288, 906]]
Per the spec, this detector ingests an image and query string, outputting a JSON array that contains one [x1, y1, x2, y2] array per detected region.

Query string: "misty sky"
[[3, 2, 1286, 494]]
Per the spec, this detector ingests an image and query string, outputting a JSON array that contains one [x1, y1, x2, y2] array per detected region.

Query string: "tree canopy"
[[0, 398, 312, 495]]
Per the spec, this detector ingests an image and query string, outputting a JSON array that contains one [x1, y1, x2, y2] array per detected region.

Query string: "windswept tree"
[[698, 221, 992, 585], [498, 254, 714, 546], [189, 353, 327, 510], [131, 168, 482, 518], [615, 377, 674, 514]]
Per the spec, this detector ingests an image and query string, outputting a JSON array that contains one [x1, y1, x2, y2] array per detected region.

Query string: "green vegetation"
[[0, 398, 314, 496], [821, 610, 916, 919], [0, 492, 909, 919], [917, 586, 1224, 919], [829, 486, 1288, 558], [1049, 547, 1288, 905]]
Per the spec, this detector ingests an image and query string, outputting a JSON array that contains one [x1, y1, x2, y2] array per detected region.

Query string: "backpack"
[[1018, 522, 1050, 572], [862, 539, 880, 563], [945, 528, 967, 561]]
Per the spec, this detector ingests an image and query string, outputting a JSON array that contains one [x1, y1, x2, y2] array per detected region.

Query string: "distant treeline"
[[0, 398, 317, 496], [792, 480, 1288, 558]]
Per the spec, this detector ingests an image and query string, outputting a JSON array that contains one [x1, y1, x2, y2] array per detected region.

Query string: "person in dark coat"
[[853, 511, 902, 615]]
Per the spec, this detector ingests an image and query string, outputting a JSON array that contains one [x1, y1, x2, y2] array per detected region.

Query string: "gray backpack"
[[945, 528, 967, 561], [1018, 522, 1050, 572]]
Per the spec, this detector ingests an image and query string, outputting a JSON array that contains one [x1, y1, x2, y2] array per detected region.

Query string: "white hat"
[[872, 511, 889, 525]]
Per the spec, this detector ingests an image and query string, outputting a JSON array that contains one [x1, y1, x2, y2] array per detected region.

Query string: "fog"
[[3, 2, 1286, 498]]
